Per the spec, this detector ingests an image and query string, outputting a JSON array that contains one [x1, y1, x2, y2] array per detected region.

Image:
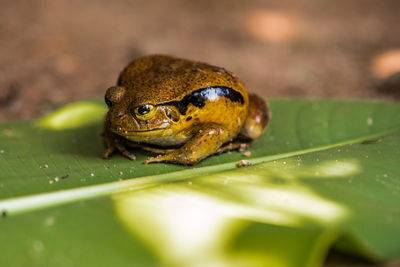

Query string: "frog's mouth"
[[113, 127, 168, 135], [129, 128, 167, 133]]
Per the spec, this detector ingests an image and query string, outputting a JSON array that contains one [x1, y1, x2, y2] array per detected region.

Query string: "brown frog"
[[103, 55, 270, 165]]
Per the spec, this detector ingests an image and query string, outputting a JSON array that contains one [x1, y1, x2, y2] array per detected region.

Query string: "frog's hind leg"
[[240, 94, 270, 140], [215, 140, 251, 154], [144, 123, 228, 165], [215, 94, 270, 155]]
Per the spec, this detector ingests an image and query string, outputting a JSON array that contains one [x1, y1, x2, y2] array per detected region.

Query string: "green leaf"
[[38, 101, 107, 130], [0, 99, 399, 267]]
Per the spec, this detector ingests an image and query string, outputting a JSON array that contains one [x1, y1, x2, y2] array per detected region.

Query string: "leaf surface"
[[0, 99, 399, 266]]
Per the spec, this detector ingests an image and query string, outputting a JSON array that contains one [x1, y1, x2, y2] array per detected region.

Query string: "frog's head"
[[105, 86, 181, 140]]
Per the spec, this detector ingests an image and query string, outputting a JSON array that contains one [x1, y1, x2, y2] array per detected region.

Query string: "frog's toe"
[[144, 154, 171, 164], [103, 151, 111, 159], [103, 147, 115, 159], [122, 151, 136, 161], [113, 141, 136, 160], [144, 153, 200, 165]]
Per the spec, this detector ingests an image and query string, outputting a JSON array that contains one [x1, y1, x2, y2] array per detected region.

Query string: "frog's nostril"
[[116, 113, 124, 119]]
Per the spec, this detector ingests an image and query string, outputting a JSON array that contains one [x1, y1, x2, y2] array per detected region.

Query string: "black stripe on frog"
[[159, 86, 244, 115]]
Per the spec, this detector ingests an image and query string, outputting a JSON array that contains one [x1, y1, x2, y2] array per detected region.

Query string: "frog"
[[102, 55, 270, 165]]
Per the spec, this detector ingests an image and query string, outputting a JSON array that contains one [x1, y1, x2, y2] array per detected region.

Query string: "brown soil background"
[[1, 0, 400, 121], [0, 0, 399, 265]]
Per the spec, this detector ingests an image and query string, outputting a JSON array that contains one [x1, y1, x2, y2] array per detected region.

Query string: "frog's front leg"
[[144, 123, 228, 165], [102, 125, 136, 160]]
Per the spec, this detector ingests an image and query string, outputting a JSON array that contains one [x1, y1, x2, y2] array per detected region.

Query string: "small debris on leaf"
[[237, 159, 252, 167], [243, 151, 251, 157], [44, 164, 49, 168], [61, 174, 69, 179]]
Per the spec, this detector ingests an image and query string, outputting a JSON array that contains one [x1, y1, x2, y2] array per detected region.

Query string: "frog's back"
[[117, 55, 248, 107]]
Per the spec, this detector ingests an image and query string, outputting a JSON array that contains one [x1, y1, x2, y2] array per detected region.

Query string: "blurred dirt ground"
[[1, 0, 400, 121], [1, 1, 400, 265]]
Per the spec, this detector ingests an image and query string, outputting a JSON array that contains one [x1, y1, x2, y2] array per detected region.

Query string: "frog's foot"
[[102, 132, 116, 159], [103, 141, 136, 160], [143, 151, 196, 165], [103, 131, 136, 161], [115, 139, 136, 160], [103, 147, 114, 159], [144, 154, 174, 164], [215, 140, 251, 154]]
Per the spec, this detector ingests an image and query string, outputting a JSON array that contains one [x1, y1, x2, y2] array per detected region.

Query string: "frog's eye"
[[137, 105, 152, 115], [132, 104, 155, 120]]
